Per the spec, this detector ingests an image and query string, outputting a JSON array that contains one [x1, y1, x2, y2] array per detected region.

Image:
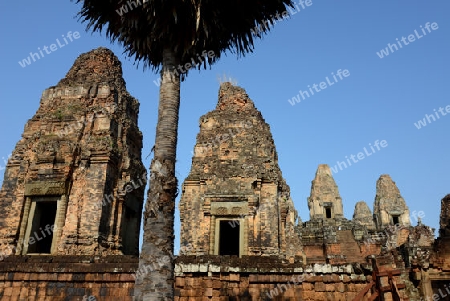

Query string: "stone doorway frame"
[[17, 181, 69, 255], [22, 196, 59, 254], [204, 196, 250, 257], [213, 217, 246, 257]]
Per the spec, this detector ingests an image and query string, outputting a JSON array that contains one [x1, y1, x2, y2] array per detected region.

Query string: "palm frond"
[[74, 0, 294, 76]]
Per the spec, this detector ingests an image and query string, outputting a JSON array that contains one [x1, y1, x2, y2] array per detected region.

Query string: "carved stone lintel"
[[24, 181, 66, 196]]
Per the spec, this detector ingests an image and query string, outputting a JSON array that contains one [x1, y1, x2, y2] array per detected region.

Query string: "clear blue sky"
[[1, 1, 449, 252]]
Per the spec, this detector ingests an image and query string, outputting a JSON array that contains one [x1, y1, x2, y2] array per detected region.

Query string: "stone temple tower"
[[373, 174, 410, 230], [0, 47, 146, 256], [439, 194, 450, 238], [179, 83, 300, 257], [434, 194, 450, 271], [307, 164, 344, 221], [352, 201, 376, 231]]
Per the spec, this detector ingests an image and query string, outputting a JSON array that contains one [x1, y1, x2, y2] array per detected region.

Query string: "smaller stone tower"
[[439, 194, 450, 238], [307, 164, 344, 221], [432, 194, 450, 272], [373, 174, 410, 230], [353, 201, 376, 231]]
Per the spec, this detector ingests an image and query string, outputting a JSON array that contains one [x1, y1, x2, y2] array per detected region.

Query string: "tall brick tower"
[[179, 83, 300, 257], [0, 47, 146, 257]]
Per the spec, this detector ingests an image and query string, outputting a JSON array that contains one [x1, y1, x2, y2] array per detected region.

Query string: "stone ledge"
[[175, 256, 373, 276], [0, 255, 139, 274]]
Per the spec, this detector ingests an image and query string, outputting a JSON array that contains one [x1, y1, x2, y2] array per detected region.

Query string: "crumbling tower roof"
[[375, 174, 402, 198], [58, 47, 125, 87], [309, 164, 340, 197], [374, 175, 407, 209], [186, 82, 289, 193], [215, 82, 256, 112]]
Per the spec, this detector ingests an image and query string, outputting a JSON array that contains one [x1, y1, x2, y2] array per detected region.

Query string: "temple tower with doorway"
[[307, 164, 344, 221], [0, 47, 146, 257], [373, 174, 411, 230], [179, 83, 300, 258]]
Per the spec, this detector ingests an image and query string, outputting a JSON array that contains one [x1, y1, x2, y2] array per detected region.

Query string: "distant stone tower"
[[353, 201, 376, 231], [434, 194, 450, 271], [373, 175, 410, 230], [179, 83, 299, 257], [439, 194, 450, 237], [307, 164, 344, 220], [0, 47, 146, 256]]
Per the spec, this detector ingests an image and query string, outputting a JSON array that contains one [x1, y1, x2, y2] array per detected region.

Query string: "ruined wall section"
[[404, 195, 450, 301], [302, 165, 367, 264], [173, 256, 412, 301], [430, 194, 450, 271], [0, 255, 138, 300], [179, 83, 300, 257], [0, 47, 146, 256]]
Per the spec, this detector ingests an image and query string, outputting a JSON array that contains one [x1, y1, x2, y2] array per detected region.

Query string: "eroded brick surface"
[[0, 255, 138, 301]]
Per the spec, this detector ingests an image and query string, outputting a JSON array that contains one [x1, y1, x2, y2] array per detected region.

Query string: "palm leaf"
[[75, 0, 294, 76]]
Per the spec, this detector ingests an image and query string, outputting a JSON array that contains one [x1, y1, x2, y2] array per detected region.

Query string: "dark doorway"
[[325, 207, 332, 219], [120, 205, 139, 255], [392, 215, 399, 225], [27, 201, 57, 253], [431, 281, 450, 301], [219, 220, 240, 256]]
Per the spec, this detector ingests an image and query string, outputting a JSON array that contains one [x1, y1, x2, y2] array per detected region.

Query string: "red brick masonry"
[[0, 255, 138, 301]]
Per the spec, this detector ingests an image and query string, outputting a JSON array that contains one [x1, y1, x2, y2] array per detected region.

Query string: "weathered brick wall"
[[0, 255, 138, 301], [174, 256, 378, 301]]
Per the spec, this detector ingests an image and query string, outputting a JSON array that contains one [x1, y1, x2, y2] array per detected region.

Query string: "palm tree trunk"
[[134, 47, 180, 301]]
